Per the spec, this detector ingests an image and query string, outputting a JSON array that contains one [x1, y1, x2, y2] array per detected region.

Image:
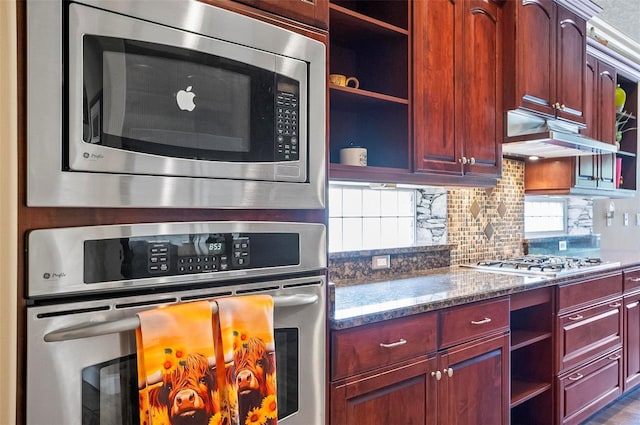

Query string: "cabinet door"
[[596, 60, 617, 144], [413, 0, 460, 175], [555, 6, 586, 124], [624, 292, 640, 392], [581, 54, 597, 139], [576, 156, 598, 189], [438, 333, 510, 425], [515, 0, 556, 117], [232, 0, 329, 28], [598, 153, 616, 189], [457, 0, 502, 177], [331, 356, 437, 425]]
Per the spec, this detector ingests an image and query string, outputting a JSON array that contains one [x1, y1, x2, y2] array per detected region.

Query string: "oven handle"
[[43, 293, 319, 342]]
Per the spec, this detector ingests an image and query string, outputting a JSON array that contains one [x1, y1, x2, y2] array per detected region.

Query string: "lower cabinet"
[[330, 298, 510, 425], [624, 267, 640, 392], [330, 355, 437, 425], [437, 333, 510, 425]]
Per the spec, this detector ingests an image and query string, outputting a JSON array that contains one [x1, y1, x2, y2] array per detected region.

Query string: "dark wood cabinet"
[[581, 54, 617, 144], [231, 0, 329, 28], [438, 333, 510, 425], [330, 298, 510, 425], [623, 267, 640, 392], [413, 0, 502, 178], [503, 0, 587, 125], [330, 356, 437, 425], [554, 272, 624, 424], [525, 154, 623, 196], [624, 291, 640, 392], [328, 1, 411, 180]]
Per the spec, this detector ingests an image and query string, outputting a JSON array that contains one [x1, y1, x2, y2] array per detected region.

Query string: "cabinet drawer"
[[331, 312, 437, 380], [624, 267, 640, 293], [557, 272, 622, 312], [557, 349, 622, 425], [440, 298, 509, 348], [557, 299, 623, 373]]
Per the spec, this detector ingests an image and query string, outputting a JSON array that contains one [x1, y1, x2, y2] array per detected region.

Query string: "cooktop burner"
[[461, 255, 617, 277]]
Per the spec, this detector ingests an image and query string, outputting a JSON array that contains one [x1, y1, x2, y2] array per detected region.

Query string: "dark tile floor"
[[582, 386, 640, 424]]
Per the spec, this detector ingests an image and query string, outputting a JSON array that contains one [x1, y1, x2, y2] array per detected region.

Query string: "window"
[[524, 199, 567, 235], [328, 183, 447, 252]]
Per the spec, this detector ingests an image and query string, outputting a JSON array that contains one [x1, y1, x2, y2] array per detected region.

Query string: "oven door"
[[26, 277, 325, 425], [67, 2, 307, 183]]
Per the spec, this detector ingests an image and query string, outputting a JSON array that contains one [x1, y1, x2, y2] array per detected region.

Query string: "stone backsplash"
[[329, 159, 526, 283]]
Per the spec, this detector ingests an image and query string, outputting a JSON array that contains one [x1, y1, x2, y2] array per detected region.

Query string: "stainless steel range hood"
[[503, 110, 618, 158]]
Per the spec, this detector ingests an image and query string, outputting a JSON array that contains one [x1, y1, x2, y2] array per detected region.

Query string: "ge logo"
[[43, 273, 51, 279], [83, 152, 90, 159]]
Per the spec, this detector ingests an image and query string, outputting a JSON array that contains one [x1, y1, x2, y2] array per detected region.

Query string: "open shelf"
[[511, 380, 552, 408], [511, 330, 552, 351]]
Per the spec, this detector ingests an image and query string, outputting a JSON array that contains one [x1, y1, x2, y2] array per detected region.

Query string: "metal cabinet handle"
[[609, 354, 622, 361], [568, 373, 584, 381], [609, 302, 622, 308], [431, 370, 442, 381], [459, 156, 469, 165], [629, 277, 640, 282], [568, 314, 584, 321], [471, 317, 492, 325], [443, 367, 454, 377], [379, 338, 407, 349], [469, 157, 476, 165], [560, 104, 566, 110]]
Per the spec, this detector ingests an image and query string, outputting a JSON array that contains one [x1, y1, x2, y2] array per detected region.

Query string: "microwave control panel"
[[83, 232, 299, 284], [275, 77, 299, 162]]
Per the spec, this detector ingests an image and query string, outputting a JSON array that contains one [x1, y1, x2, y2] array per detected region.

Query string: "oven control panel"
[[84, 232, 298, 283]]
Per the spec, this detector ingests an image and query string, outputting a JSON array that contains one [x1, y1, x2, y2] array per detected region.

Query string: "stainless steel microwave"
[[26, 0, 326, 209]]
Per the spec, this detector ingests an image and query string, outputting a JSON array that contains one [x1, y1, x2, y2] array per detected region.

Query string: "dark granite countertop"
[[330, 257, 640, 330]]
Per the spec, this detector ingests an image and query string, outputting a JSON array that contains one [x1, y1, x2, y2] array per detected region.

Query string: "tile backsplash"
[[329, 158, 526, 283]]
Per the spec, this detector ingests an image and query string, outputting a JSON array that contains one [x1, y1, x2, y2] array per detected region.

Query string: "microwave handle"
[[43, 293, 319, 343]]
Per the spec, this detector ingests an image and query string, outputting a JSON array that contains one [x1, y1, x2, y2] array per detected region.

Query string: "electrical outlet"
[[624, 213, 630, 226], [558, 240, 567, 251], [372, 255, 390, 270], [636, 213, 640, 226]]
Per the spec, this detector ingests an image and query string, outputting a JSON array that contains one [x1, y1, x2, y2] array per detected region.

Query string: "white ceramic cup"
[[340, 147, 367, 166]]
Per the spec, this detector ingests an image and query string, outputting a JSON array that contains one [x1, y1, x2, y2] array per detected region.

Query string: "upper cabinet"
[[503, 0, 587, 125], [231, 0, 329, 29], [328, 1, 411, 181], [413, 0, 503, 178]]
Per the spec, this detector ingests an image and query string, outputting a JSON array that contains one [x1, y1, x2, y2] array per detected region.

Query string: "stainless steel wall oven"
[[26, 0, 326, 209], [25, 221, 326, 425]]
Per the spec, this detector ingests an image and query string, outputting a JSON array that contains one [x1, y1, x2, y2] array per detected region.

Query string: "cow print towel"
[[215, 295, 278, 425], [136, 301, 222, 425], [135, 296, 278, 425]]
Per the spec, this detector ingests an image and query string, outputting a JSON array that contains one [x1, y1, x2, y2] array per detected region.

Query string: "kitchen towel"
[[136, 301, 223, 425], [215, 295, 278, 425]]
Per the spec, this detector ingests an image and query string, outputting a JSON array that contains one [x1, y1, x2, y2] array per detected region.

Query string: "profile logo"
[[43, 273, 51, 279], [176, 85, 196, 111]]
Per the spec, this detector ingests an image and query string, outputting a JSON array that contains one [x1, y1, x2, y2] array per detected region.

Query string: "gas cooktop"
[[460, 255, 620, 277]]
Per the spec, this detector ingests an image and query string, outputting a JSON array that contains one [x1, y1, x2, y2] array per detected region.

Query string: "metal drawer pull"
[[629, 277, 640, 282], [470, 317, 492, 325], [379, 338, 407, 348], [568, 373, 584, 381], [609, 302, 622, 308], [568, 315, 584, 321], [443, 367, 454, 377], [431, 370, 442, 381], [609, 354, 622, 361]]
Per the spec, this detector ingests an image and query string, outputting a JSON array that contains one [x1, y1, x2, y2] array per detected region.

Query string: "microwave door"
[[67, 3, 307, 183]]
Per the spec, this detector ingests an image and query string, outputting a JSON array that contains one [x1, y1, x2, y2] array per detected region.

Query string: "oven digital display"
[[176, 236, 226, 257]]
